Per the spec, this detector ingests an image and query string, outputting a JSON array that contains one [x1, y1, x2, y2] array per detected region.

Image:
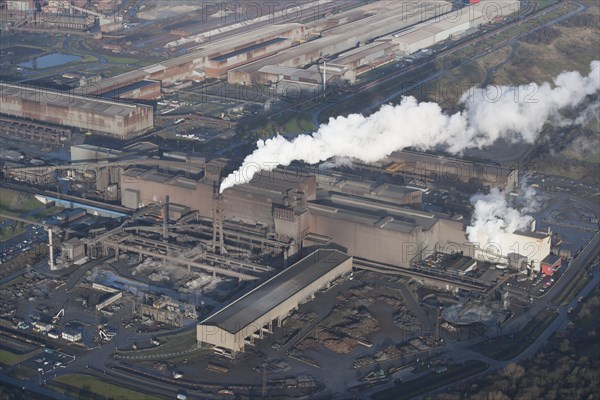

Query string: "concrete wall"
[[307, 212, 423, 267]]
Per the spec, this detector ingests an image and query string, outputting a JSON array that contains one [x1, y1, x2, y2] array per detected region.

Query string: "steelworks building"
[[0, 83, 154, 139], [197, 249, 352, 357]]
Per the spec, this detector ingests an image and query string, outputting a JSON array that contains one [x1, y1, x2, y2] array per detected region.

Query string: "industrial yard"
[[0, 0, 599, 399]]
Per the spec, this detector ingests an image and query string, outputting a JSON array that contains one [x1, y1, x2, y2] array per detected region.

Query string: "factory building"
[[1, 8, 95, 30], [381, 150, 518, 191], [117, 149, 540, 274], [541, 254, 562, 276], [119, 157, 470, 268], [197, 249, 352, 357], [70, 0, 519, 96], [70, 0, 520, 98], [227, 0, 520, 85], [317, 176, 423, 206], [303, 192, 471, 267], [76, 24, 305, 96], [0, 83, 154, 139], [120, 165, 316, 229], [107, 80, 162, 101], [472, 224, 552, 272], [330, 41, 399, 78], [390, 0, 520, 54], [227, 1, 439, 85], [254, 65, 354, 93], [221, 170, 316, 227], [60, 238, 86, 266], [0, 115, 72, 145]]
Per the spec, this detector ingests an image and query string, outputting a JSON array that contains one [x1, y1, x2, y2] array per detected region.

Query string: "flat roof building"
[[305, 192, 469, 267], [197, 249, 352, 357], [384, 150, 518, 191], [0, 83, 154, 139]]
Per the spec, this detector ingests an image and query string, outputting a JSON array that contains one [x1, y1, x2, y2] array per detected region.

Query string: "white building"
[[61, 331, 82, 342], [473, 224, 551, 272]]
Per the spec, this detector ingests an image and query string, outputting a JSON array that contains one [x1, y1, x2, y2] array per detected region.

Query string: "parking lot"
[[1, 225, 48, 265], [32, 349, 76, 376], [504, 260, 570, 300]]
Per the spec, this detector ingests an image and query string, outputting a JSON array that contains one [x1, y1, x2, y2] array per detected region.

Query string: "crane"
[[53, 299, 69, 323]]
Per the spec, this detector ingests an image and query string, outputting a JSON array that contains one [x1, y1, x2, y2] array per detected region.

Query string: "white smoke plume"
[[466, 188, 533, 246], [574, 101, 600, 126], [518, 181, 541, 214], [220, 61, 600, 193], [318, 156, 354, 170]]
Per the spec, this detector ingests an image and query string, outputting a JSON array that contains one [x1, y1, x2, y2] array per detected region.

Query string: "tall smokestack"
[[48, 228, 55, 270]]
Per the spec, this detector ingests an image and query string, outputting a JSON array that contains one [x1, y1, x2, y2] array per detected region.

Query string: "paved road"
[[0, 374, 74, 400]]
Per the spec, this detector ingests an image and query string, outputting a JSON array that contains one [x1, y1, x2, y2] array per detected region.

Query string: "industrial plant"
[[0, 0, 598, 399]]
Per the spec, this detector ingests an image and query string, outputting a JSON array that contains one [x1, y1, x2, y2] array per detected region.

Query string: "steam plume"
[[466, 188, 533, 246], [220, 61, 600, 193]]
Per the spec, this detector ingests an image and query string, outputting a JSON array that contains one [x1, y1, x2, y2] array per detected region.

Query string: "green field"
[[372, 360, 489, 400], [0, 347, 41, 366], [0, 225, 25, 241], [53, 374, 164, 400], [103, 55, 141, 65], [0, 188, 43, 216], [254, 112, 316, 137], [0, 275, 25, 289]]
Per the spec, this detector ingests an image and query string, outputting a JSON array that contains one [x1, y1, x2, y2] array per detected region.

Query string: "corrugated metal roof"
[[0, 83, 147, 117], [200, 249, 351, 333]]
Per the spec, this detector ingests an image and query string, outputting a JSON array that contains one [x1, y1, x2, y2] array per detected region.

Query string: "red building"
[[541, 254, 562, 276]]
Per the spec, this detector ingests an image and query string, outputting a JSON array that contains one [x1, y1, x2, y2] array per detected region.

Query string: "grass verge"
[[52, 374, 164, 400], [0, 275, 25, 289], [552, 267, 593, 306], [0, 347, 41, 366]]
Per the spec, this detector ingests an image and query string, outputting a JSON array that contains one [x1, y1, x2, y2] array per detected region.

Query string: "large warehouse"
[[117, 152, 546, 272], [227, 1, 443, 85], [391, 0, 520, 55], [301, 192, 471, 267], [0, 83, 154, 139], [197, 249, 352, 356], [121, 164, 317, 228], [382, 150, 518, 191], [471, 225, 552, 271], [76, 23, 305, 96]]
